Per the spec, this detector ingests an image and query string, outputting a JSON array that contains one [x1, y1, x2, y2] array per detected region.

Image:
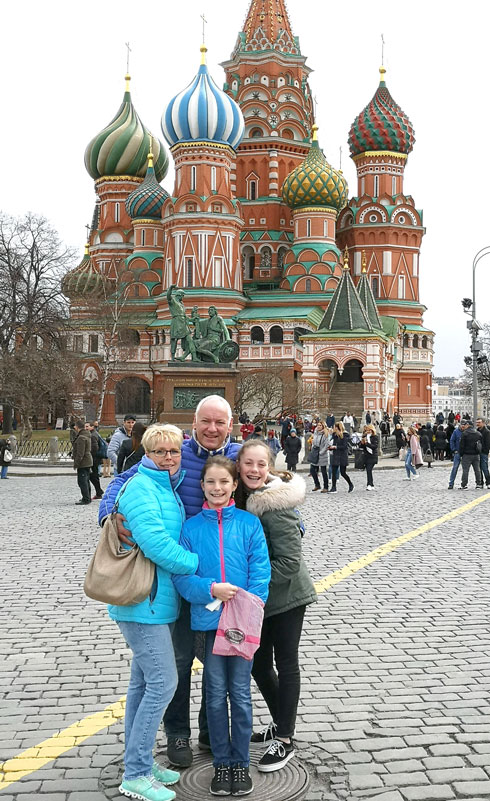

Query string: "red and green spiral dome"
[[348, 68, 415, 158]]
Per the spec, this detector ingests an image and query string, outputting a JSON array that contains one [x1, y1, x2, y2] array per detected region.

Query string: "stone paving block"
[[453, 782, 490, 796], [349, 773, 385, 790], [400, 786, 455, 800], [352, 738, 406, 752], [427, 767, 488, 783], [384, 772, 430, 786], [423, 756, 466, 769], [366, 791, 405, 801], [385, 760, 425, 773], [429, 743, 472, 756], [373, 749, 428, 762]]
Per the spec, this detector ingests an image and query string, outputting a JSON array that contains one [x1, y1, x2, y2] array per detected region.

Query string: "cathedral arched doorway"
[[115, 377, 150, 417], [338, 359, 363, 382]]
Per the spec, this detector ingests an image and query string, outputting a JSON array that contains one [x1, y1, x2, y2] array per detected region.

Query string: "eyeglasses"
[[149, 449, 181, 457]]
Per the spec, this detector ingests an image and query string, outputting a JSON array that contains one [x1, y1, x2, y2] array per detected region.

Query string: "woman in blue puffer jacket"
[[173, 456, 270, 797], [109, 424, 198, 801]]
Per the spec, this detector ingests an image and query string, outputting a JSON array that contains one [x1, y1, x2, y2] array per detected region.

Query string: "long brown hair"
[[132, 422, 147, 451], [333, 421, 345, 439], [234, 439, 292, 509]]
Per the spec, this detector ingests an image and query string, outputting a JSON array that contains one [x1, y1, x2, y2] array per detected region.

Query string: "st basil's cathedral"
[[62, 0, 433, 424]]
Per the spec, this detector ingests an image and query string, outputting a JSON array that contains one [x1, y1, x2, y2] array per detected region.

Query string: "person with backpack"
[[107, 415, 136, 475], [117, 422, 147, 475]]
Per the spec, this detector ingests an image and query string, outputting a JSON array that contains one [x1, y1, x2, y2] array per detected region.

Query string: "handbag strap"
[[113, 475, 136, 513]]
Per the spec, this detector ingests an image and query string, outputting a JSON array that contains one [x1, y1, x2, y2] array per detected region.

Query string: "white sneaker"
[[366, 485, 374, 491], [403, 477, 412, 481], [412, 474, 420, 480]]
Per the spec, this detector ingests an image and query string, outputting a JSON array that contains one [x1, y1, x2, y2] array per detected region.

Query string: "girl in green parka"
[[235, 440, 317, 774]]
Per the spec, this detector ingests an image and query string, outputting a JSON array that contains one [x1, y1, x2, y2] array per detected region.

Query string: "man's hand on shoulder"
[[116, 513, 134, 546]]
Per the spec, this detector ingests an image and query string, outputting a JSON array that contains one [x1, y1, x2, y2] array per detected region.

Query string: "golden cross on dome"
[[381, 33, 385, 66], [85, 223, 90, 242], [339, 146, 343, 171], [125, 42, 132, 74]]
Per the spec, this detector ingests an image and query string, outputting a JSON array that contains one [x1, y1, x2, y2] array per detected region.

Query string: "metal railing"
[[14, 438, 73, 461]]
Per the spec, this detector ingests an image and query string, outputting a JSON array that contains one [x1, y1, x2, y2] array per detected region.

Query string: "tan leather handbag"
[[84, 481, 155, 606]]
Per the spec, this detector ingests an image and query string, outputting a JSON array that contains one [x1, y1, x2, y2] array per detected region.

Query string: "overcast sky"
[[3, 1, 489, 376]]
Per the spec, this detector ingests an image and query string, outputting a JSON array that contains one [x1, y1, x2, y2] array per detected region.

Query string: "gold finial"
[[125, 73, 131, 92], [379, 65, 386, 84], [84, 224, 90, 254], [84, 242, 90, 256], [343, 246, 350, 271], [200, 44, 208, 65], [362, 250, 367, 272], [311, 124, 319, 142], [147, 134, 154, 168]]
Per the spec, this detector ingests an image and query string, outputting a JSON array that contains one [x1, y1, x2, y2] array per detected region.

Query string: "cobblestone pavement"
[[2, 464, 490, 800]]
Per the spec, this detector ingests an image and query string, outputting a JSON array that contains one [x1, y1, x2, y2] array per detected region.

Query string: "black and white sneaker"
[[231, 765, 253, 796], [257, 739, 295, 773], [210, 764, 231, 796], [250, 721, 277, 743]]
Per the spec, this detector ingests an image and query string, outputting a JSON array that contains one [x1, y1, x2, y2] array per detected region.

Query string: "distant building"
[[61, 0, 433, 423]]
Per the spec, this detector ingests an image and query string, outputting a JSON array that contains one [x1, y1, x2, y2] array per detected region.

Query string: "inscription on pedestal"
[[174, 387, 225, 409]]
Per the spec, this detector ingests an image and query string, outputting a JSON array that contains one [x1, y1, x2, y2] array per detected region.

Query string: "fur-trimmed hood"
[[246, 472, 306, 516]]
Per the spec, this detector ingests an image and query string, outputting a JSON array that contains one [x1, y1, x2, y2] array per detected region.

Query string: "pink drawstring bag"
[[213, 587, 264, 661]]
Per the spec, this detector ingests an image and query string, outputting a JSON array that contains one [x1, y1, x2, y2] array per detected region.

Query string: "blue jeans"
[[405, 448, 417, 477], [1, 465, 8, 478], [204, 630, 253, 767], [480, 453, 490, 486], [163, 599, 207, 739], [118, 621, 178, 780], [448, 452, 461, 487]]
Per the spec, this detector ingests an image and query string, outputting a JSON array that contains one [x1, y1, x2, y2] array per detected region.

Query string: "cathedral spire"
[[239, 0, 300, 55]]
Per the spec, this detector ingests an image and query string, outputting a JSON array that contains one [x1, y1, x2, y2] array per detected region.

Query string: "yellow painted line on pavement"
[[1, 492, 489, 791], [0, 698, 126, 789], [313, 492, 490, 593]]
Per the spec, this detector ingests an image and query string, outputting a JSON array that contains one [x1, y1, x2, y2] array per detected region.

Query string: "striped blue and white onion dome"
[[161, 47, 244, 150]]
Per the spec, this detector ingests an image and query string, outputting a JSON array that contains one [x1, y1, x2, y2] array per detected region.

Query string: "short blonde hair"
[[142, 424, 183, 454]]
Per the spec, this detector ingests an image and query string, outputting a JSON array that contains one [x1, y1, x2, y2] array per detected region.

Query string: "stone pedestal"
[[155, 363, 238, 427]]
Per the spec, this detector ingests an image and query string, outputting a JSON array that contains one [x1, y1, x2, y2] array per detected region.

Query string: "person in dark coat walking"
[[358, 424, 378, 490], [283, 429, 301, 472], [394, 424, 407, 453], [476, 418, 490, 487], [434, 426, 448, 460], [329, 422, 353, 493], [85, 423, 103, 498], [72, 420, 93, 504]]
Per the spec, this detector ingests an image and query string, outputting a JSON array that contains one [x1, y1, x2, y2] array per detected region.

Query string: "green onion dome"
[[125, 151, 168, 220], [62, 245, 106, 298], [348, 67, 415, 158], [84, 75, 169, 181], [282, 127, 348, 211]]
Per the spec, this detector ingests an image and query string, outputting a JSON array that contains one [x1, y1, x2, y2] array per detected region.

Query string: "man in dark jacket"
[[98, 395, 240, 767], [85, 422, 103, 499], [459, 420, 483, 489], [72, 420, 93, 504], [476, 418, 490, 487]]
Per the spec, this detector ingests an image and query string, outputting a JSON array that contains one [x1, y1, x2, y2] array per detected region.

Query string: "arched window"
[[242, 246, 255, 279], [373, 176, 379, 197], [250, 180, 257, 199], [251, 326, 264, 344], [422, 336, 428, 349], [270, 326, 283, 344], [277, 246, 288, 269], [118, 328, 140, 346], [191, 165, 197, 192], [114, 202, 120, 223], [141, 229, 145, 246], [371, 277, 379, 298], [186, 258, 193, 287], [412, 334, 419, 348], [250, 128, 263, 138], [306, 219, 311, 237], [403, 333, 409, 348], [211, 166, 217, 192], [305, 279, 311, 292], [260, 247, 272, 268], [115, 377, 150, 416]]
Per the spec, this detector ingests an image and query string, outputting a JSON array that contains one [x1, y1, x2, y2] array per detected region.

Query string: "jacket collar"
[[190, 430, 231, 458], [201, 499, 236, 519], [138, 463, 186, 490]]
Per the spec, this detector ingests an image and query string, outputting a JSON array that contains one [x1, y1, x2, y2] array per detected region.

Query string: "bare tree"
[[0, 212, 75, 434], [235, 361, 303, 421]]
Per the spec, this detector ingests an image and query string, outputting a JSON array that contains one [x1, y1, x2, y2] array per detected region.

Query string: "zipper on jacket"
[[217, 507, 226, 582]]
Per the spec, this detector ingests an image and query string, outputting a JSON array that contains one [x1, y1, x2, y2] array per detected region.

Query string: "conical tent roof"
[[356, 256, 382, 328], [318, 250, 373, 332]]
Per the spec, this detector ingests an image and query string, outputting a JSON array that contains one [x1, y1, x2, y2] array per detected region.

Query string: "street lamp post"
[[463, 247, 490, 421]]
